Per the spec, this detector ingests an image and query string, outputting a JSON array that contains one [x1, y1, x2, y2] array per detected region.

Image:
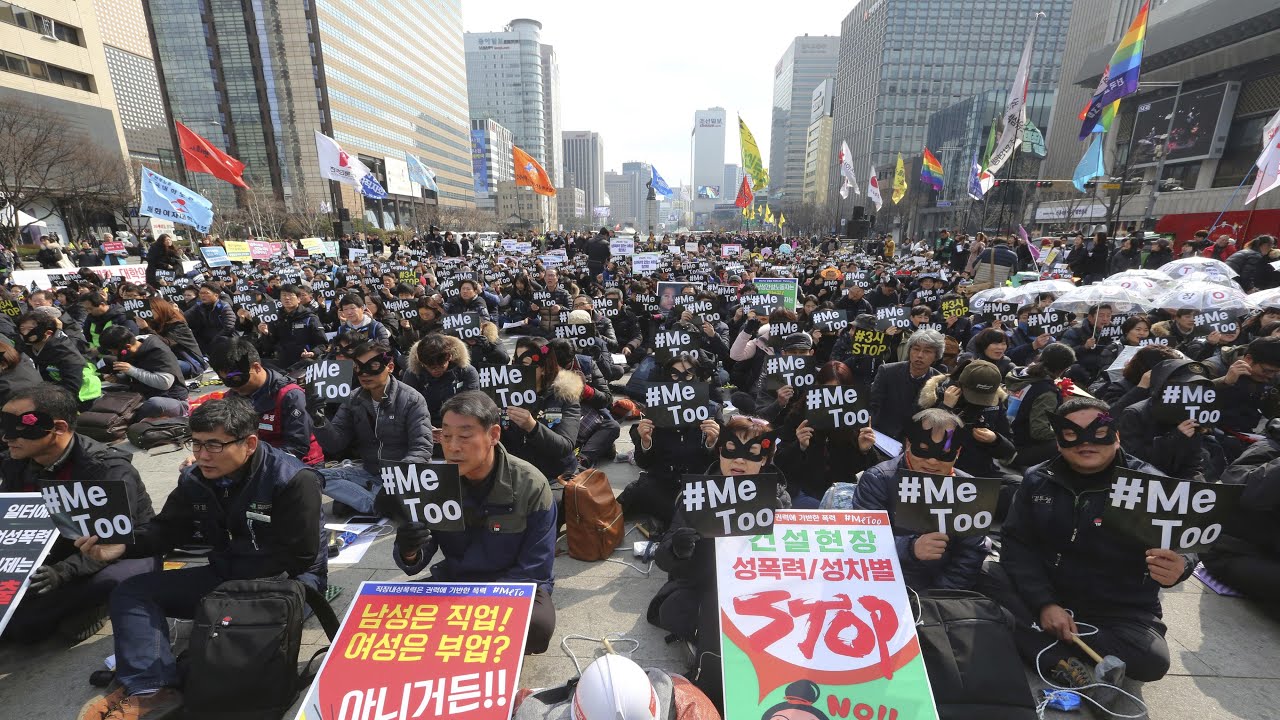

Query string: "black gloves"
[[743, 317, 762, 337], [396, 522, 432, 562], [669, 527, 700, 560], [29, 563, 67, 595]]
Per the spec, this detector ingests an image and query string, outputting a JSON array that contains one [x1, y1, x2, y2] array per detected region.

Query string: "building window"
[[0, 2, 83, 45], [0, 50, 93, 92], [1213, 113, 1271, 188]]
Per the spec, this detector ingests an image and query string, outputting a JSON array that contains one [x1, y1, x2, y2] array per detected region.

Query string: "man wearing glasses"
[[0, 386, 157, 643], [74, 396, 326, 720], [314, 340, 432, 516]]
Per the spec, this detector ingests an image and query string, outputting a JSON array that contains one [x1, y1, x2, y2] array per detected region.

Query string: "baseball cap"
[[782, 332, 813, 352], [957, 360, 1003, 406]]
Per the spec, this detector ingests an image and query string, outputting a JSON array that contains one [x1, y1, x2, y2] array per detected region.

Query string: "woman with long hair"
[[503, 337, 583, 516], [140, 296, 207, 377], [145, 234, 183, 287], [774, 361, 876, 507]]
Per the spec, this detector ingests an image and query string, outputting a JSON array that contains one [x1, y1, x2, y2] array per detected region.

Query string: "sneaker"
[[103, 688, 183, 720], [58, 602, 109, 643], [78, 686, 127, 720], [1051, 657, 1093, 689]]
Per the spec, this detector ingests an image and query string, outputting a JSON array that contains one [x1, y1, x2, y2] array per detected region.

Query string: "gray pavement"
[[0, 410, 1277, 718]]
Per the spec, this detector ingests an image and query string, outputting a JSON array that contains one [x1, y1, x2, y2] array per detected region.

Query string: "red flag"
[[175, 121, 248, 188], [734, 176, 754, 208]]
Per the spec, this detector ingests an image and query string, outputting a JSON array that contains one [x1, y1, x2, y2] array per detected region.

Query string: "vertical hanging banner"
[[295, 581, 536, 720], [0, 493, 59, 635], [717, 510, 940, 720], [139, 167, 214, 234]]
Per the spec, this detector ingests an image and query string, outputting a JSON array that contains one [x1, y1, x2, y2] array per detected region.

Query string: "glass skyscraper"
[[769, 36, 839, 206]]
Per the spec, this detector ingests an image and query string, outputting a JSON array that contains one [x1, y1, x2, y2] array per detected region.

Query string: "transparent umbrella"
[[1175, 270, 1242, 290], [1004, 279, 1078, 304], [1159, 256, 1238, 279], [1151, 281, 1256, 313], [969, 286, 1016, 313], [1049, 285, 1156, 314], [1101, 269, 1176, 290], [1246, 287, 1280, 311]]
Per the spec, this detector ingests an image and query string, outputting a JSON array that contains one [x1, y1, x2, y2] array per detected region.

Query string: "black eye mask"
[[905, 423, 960, 462], [1048, 412, 1117, 447], [515, 345, 549, 366], [1, 410, 56, 440], [354, 354, 392, 376], [719, 435, 774, 463]]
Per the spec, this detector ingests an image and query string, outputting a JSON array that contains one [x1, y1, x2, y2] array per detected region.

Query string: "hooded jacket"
[[403, 335, 481, 425], [1117, 360, 1212, 481], [184, 299, 236, 354], [85, 305, 140, 348], [501, 369, 582, 483], [262, 305, 328, 368], [1005, 367, 1060, 445], [314, 374, 433, 477], [917, 374, 1016, 477], [1001, 451, 1193, 618], [1212, 435, 1280, 557], [467, 322, 510, 368]]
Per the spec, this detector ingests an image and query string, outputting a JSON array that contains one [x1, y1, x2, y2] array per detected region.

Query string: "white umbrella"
[[1159, 256, 1238, 279], [1049, 285, 1155, 314], [1004, 279, 1077, 304], [1247, 287, 1280, 311], [1102, 269, 1175, 288], [1174, 270, 1242, 290], [968, 286, 1016, 313], [1152, 281, 1256, 313]]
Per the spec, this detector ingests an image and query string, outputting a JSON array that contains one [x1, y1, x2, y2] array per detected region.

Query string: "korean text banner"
[[0, 494, 59, 635], [139, 167, 213, 234], [295, 581, 536, 720], [716, 510, 939, 720], [753, 278, 799, 311]]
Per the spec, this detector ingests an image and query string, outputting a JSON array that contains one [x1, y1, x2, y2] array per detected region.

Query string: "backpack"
[[561, 467, 624, 561], [126, 417, 191, 451], [77, 391, 146, 443], [184, 575, 340, 720], [913, 590, 1037, 720]]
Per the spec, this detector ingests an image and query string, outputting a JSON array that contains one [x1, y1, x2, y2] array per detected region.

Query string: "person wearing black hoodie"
[[99, 326, 190, 419], [258, 284, 328, 369], [1141, 237, 1173, 269], [1117, 358, 1219, 481], [18, 311, 100, 406]]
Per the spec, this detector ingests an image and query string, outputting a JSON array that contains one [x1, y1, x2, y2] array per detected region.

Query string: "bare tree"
[[0, 96, 84, 248], [53, 146, 133, 244]]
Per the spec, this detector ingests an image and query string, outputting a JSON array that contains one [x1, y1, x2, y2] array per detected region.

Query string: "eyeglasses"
[[185, 436, 249, 455]]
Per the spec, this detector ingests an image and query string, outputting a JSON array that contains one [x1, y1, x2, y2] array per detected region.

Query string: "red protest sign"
[[296, 582, 535, 720]]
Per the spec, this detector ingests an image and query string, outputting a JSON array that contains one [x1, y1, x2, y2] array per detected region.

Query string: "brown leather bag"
[[562, 468, 624, 561]]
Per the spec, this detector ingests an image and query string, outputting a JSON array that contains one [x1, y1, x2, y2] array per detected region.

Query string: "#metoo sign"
[[892, 473, 1001, 538], [804, 385, 871, 430], [1103, 470, 1244, 552], [40, 481, 135, 543], [378, 463, 465, 532], [644, 382, 711, 428], [477, 365, 537, 409], [304, 359, 354, 404], [681, 474, 780, 537]]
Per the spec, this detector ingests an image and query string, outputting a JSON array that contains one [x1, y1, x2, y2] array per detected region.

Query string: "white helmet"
[[572, 654, 660, 720]]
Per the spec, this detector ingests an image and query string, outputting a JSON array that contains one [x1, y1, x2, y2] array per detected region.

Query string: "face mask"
[[719, 434, 773, 463], [905, 422, 960, 462], [667, 368, 696, 382], [1, 410, 56, 440], [22, 332, 42, 346], [354, 353, 392, 377], [219, 356, 254, 388], [1048, 412, 1118, 447]]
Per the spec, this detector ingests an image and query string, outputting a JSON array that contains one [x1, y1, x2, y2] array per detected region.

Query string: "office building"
[[722, 164, 742, 204], [769, 35, 839, 206], [1034, 0, 1280, 238], [803, 79, 835, 208], [471, 117, 515, 211], [605, 171, 641, 228], [692, 107, 727, 225], [0, 0, 128, 240], [146, 0, 473, 226], [622, 161, 653, 231], [465, 19, 561, 191], [557, 185, 585, 229], [92, 0, 169, 170], [829, 0, 1073, 211], [496, 180, 555, 232], [563, 130, 605, 213]]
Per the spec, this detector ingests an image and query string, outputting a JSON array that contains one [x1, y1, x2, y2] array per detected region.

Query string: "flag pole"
[[1205, 166, 1256, 237]]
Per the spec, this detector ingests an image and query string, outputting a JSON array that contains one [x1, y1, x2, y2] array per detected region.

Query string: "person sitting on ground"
[[827, 408, 989, 591], [207, 338, 323, 464], [392, 391, 556, 654], [181, 283, 235, 356], [402, 333, 480, 441], [983, 397, 1192, 692], [74, 396, 326, 720], [313, 340, 432, 515], [869, 328, 944, 438], [1201, 417, 1280, 605], [503, 338, 583, 516], [136, 296, 207, 378], [334, 293, 392, 345], [1118, 358, 1220, 481], [256, 283, 328, 369], [98, 326, 190, 420], [1006, 343, 1075, 468], [0, 385, 157, 644], [17, 311, 101, 407], [0, 338, 42, 406]]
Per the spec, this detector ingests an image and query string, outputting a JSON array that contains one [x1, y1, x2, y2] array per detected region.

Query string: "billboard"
[[471, 129, 490, 195], [383, 156, 412, 196], [1131, 82, 1241, 168], [697, 185, 721, 199]]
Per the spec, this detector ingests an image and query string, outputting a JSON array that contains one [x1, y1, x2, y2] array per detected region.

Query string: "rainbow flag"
[[921, 147, 944, 191], [1079, 1, 1149, 139]]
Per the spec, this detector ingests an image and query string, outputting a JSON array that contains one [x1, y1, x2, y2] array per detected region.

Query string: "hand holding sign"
[[892, 472, 1000, 539], [378, 463, 465, 531], [1102, 470, 1243, 552], [680, 475, 779, 537], [644, 382, 710, 428], [303, 359, 354, 404], [40, 480, 135, 543], [804, 385, 870, 430]]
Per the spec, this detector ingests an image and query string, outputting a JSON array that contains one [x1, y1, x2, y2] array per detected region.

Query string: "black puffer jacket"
[[403, 335, 480, 426], [502, 370, 583, 483], [1212, 435, 1280, 557]]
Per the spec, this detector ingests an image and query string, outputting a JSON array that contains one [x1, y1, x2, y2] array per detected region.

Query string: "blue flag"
[[967, 149, 985, 201], [139, 167, 213, 233], [359, 174, 388, 200], [405, 152, 439, 193], [1073, 134, 1107, 192], [650, 166, 674, 197]]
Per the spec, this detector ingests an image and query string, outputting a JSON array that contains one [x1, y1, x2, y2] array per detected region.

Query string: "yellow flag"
[[892, 153, 907, 204], [513, 145, 556, 197], [779, 213, 787, 228], [765, 207, 774, 224], [739, 116, 769, 197]]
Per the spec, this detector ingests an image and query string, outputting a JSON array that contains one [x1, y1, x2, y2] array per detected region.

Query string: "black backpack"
[[183, 575, 340, 720], [914, 589, 1038, 720], [126, 417, 191, 451]]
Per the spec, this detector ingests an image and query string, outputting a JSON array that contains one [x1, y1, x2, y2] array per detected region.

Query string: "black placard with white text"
[[39, 480, 135, 543], [643, 382, 711, 428], [680, 474, 779, 538], [476, 365, 538, 410], [377, 462, 465, 531], [1102, 470, 1244, 552], [0, 494, 59, 636], [302, 358, 354, 404], [892, 472, 1001, 539], [803, 385, 871, 430]]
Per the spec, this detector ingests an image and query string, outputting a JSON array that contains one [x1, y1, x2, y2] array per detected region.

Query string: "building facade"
[[722, 164, 742, 205], [803, 79, 835, 208], [145, 0, 474, 225], [692, 107, 727, 225], [621, 161, 653, 232], [829, 0, 1073, 217], [605, 170, 641, 229], [562, 130, 605, 214], [496, 180, 555, 232], [557, 185, 585, 230], [470, 117, 515, 211], [769, 35, 839, 207], [91, 0, 170, 170]]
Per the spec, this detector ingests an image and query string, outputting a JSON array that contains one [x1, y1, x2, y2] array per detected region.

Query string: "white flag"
[[866, 167, 883, 211], [314, 131, 387, 198], [1247, 109, 1280, 205], [986, 28, 1036, 176], [838, 141, 860, 199]]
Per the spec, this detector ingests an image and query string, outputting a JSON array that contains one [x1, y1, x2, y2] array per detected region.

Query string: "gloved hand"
[[669, 527, 700, 560], [396, 522, 432, 562], [743, 318, 762, 337], [29, 563, 68, 595]]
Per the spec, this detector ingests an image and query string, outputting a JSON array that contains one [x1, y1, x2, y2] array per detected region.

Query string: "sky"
[[461, 1, 857, 188]]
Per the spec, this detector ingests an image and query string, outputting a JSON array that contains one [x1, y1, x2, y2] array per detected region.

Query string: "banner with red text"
[[295, 581, 535, 720], [716, 510, 939, 720]]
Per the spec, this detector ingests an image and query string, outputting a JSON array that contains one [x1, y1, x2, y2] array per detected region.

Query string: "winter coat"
[[0, 359, 41, 406], [851, 457, 989, 590], [501, 370, 582, 483], [1117, 399, 1208, 481], [31, 333, 92, 401], [314, 374, 433, 477], [85, 305, 140, 348], [917, 375, 1016, 477], [184, 300, 235, 354], [262, 306, 328, 368], [1213, 438, 1280, 557], [1005, 368, 1060, 445], [116, 334, 188, 401], [1226, 248, 1274, 292], [1001, 451, 1191, 618], [152, 319, 207, 372], [444, 294, 491, 321], [869, 361, 941, 439], [403, 335, 481, 426], [394, 444, 556, 591]]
